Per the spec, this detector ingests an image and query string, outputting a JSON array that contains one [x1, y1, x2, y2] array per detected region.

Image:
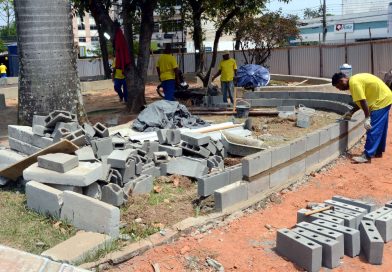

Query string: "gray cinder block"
[[290, 138, 306, 159], [180, 132, 210, 146], [271, 144, 291, 167], [363, 207, 392, 222], [83, 123, 96, 138], [83, 182, 102, 200], [308, 212, 345, 225], [158, 145, 182, 157], [247, 174, 269, 198], [324, 199, 368, 215], [26, 181, 63, 218], [166, 156, 208, 178], [312, 219, 360, 257], [291, 227, 342, 268], [224, 164, 243, 183], [93, 122, 109, 138], [91, 137, 113, 159], [153, 151, 169, 163], [107, 149, 136, 169], [306, 131, 320, 151], [75, 146, 96, 162], [242, 150, 271, 178], [214, 181, 248, 212], [197, 170, 229, 197], [156, 129, 167, 144], [360, 220, 384, 264], [123, 175, 153, 195], [269, 164, 290, 188], [323, 210, 357, 229], [111, 136, 126, 150], [9, 137, 41, 155], [118, 158, 136, 182], [69, 129, 87, 147], [181, 142, 210, 158], [32, 115, 47, 127], [52, 128, 70, 142], [45, 110, 73, 128], [38, 153, 79, 173], [333, 206, 364, 229], [385, 200, 392, 209], [61, 191, 120, 237], [8, 125, 53, 148], [107, 169, 123, 186], [375, 212, 392, 242], [101, 183, 126, 207], [49, 184, 83, 194], [332, 195, 376, 213], [276, 228, 322, 272]]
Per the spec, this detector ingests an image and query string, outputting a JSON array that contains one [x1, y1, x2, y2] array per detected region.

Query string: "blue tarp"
[[236, 64, 270, 88]]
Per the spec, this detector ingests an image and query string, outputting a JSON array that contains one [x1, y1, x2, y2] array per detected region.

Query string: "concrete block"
[[91, 137, 113, 159], [38, 153, 79, 173], [26, 181, 63, 218], [111, 136, 127, 150], [306, 131, 320, 151], [277, 105, 295, 112], [23, 162, 103, 186], [269, 165, 290, 188], [247, 174, 269, 198], [101, 183, 126, 207], [386, 200, 392, 208], [197, 171, 229, 197], [130, 155, 144, 175], [214, 181, 248, 212], [83, 123, 96, 138], [153, 151, 169, 163], [242, 150, 271, 178], [180, 132, 210, 146], [270, 144, 291, 167], [32, 115, 49, 133], [107, 169, 123, 186], [41, 231, 112, 264], [206, 141, 217, 155], [107, 149, 136, 169], [32, 125, 52, 137], [53, 122, 80, 134], [319, 128, 330, 145], [158, 144, 182, 157], [141, 141, 159, 156], [49, 184, 83, 194], [8, 125, 53, 148], [276, 228, 322, 272], [52, 128, 70, 142], [323, 210, 357, 228], [69, 129, 87, 147], [360, 220, 384, 264], [75, 146, 96, 162], [363, 207, 392, 221], [166, 156, 208, 178], [83, 182, 102, 200], [324, 199, 368, 215], [332, 195, 376, 213], [207, 155, 224, 170], [291, 227, 341, 268], [305, 151, 320, 173], [225, 164, 243, 183], [159, 162, 168, 176], [9, 137, 41, 155], [328, 123, 341, 140], [141, 163, 157, 177], [181, 142, 210, 158], [156, 129, 168, 144], [0, 149, 25, 170], [289, 159, 305, 178], [333, 206, 364, 229], [304, 212, 345, 225], [61, 191, 120, 237], [45, 110, 73, 128], [123, 175, 153, 195], [290, 138, 306, 159], [312, 219, 361, 257], [118, 158, 136, 182], [375, 212, 392, 242], [93, 122, 109, 138]]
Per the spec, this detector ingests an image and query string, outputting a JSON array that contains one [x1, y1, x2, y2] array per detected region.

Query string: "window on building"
[[79, 37, 86, 42], [154, 23, 160, 32], [90, 24, 98, 30], [162, 20, 183, 33], [78, 24, 85, 30], [91, 36, 99, 42]]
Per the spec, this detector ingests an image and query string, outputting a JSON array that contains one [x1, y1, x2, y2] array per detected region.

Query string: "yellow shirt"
[[156, 54, 178, 81], [349, 73, 392, 111], [0, 65, 6, 74], [219, 58, 237, 82], [113, 58, 125, 79]]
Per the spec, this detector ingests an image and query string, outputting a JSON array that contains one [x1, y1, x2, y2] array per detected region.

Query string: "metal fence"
[[78, 39, 392, 80]]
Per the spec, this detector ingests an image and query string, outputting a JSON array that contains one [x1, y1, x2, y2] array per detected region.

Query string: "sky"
[[266, 0, 345, 18]]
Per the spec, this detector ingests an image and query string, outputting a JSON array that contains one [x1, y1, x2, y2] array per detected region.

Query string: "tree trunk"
[[234, 30, 241, 50], [188, 0, 204, 73], [14, 0, 86, 125], [97, 23, 111, 79]]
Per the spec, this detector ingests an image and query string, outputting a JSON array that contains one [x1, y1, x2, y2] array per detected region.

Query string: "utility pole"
[[322, 0, 327, 43]]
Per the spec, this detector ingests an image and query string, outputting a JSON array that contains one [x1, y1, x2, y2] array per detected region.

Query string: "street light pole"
[[322, 0, 327, 43]]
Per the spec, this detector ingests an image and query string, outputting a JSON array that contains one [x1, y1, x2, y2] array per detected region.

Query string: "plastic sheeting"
[[132, 100, 209, 132], [236, 64, 270, 88]]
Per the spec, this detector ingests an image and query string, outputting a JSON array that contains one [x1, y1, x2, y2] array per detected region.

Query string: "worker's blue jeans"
[[364, 105, 391, 157], [1, 73, 6, 78], [114, 78, 128, 102], [162, 79, 176, 101], [221, 81, 234, 103]]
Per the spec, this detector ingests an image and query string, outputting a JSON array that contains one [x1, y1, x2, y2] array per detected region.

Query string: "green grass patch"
[[0, 186, 76, 254], [74, 239, 121, 266], [147, 184, 185, 206]]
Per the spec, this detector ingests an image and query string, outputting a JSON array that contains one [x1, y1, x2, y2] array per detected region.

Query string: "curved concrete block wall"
[[258, 74, 336, 92]]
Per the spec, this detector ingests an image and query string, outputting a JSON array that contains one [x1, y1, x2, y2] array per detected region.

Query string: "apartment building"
[[72, 12, 100, 57]]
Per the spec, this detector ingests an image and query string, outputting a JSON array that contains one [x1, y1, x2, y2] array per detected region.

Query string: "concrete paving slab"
[[26, 181, 63, 218], [38, 153, 79, 173]]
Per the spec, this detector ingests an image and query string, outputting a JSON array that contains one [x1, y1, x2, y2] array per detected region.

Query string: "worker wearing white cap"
[[212, 50, 237, 104]]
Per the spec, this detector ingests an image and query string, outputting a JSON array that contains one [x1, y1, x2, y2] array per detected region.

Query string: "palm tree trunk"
[[14, 0, 86, 125]]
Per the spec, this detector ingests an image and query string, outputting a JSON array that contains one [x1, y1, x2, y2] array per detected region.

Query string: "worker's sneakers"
[[375, 153, 383, 158], [352, 153, 371, 163]]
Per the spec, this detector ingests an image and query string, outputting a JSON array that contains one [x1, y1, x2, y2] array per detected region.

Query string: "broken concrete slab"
[[166, 156, 208, 178], [61, 191, 120, 237], [37, 153, 79, 173], [101, 183, 126, 207], [23, 161, 103, 186], [83, 182, 102, 200], [41, 231, 112, 264], [26, 181, 63, 218]]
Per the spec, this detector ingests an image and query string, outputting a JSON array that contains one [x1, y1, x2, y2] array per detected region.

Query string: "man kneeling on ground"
[[332, 72, 392, 163]]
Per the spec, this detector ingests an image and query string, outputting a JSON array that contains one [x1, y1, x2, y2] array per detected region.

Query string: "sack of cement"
[[132, 100, 209, 132]]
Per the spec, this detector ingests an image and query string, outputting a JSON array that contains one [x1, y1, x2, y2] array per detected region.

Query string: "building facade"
[[72, 12, 100, 57]]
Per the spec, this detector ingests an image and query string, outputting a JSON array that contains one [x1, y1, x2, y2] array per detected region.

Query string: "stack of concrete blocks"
[[202, 95, 228, 108], [277, 195, 392, 269]]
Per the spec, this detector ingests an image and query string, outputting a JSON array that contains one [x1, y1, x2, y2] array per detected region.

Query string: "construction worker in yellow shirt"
[[212, 51, 237, 104], [156, 44, 179, 101], [0, 63, 7, 78]]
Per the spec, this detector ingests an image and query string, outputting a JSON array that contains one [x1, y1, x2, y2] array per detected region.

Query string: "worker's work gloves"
[[364, 117, 372, 130], [342, 111, 353, 120]]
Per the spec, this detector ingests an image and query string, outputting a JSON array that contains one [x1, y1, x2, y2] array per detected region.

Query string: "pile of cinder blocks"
[[276, 195, 392, 271]]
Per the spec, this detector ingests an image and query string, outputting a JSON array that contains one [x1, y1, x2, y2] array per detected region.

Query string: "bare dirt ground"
[[109, 114, 392, 272]]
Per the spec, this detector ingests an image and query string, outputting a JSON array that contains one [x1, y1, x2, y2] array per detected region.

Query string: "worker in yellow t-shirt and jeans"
[[156, 44, 179, 101], [0, 63, 7, 78], [112, 57, 128, 102], [212, 51, 237, 104], [332, 72, 392, 163]]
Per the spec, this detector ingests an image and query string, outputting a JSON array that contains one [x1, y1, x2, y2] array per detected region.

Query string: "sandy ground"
[[109, 113, 392, 272]]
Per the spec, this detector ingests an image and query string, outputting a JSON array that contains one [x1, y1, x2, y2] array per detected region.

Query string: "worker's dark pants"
[[162, 79, 176, 101], [114, 78, 128, 102], [221, 81, 234, 103], [364, 105, 391, 157]]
